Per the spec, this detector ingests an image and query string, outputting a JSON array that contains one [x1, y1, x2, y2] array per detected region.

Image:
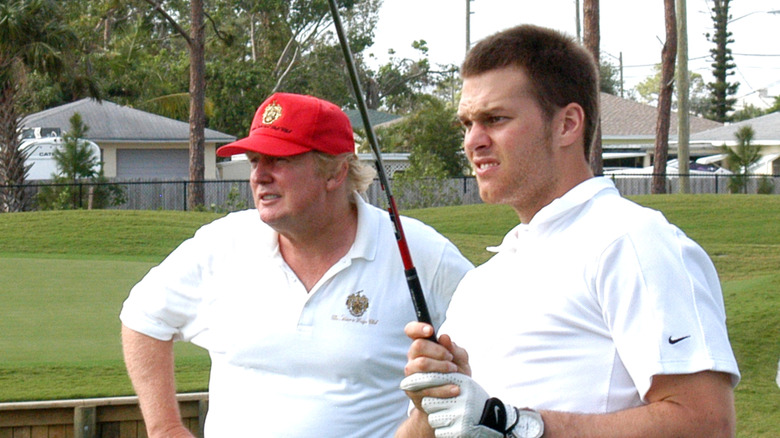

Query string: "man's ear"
[[326, 158, 349, 191], [555, 102, 586, 148]]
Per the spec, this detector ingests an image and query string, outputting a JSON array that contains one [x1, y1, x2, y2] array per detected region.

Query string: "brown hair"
[[462, 25, 600, 158]]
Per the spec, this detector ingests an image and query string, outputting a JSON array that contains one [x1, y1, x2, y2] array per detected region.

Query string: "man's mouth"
[[477, 162, 499, 171]]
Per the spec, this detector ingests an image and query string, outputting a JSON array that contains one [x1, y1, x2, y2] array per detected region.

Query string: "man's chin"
[[478, 185, 502, 205]]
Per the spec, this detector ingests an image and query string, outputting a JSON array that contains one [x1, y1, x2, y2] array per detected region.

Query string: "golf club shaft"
[[327, 0, 436, 341]]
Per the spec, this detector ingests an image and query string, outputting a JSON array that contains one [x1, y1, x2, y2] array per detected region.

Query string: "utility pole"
[[618, 51, 624, 98], [677, 0, 690, 193], [466, 0, 474, 52], [575, 0, 582, 42]]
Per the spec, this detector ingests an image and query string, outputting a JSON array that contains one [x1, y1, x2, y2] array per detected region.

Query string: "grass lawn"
[[0, 195, 777, 436]]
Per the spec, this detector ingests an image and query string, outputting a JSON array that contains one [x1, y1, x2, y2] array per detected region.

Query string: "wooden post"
[[74, 406, 96, 438], [197, 399, 209, 438]]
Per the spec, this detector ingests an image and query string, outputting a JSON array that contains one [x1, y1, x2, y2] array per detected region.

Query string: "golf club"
[[327, 0, 436, 342]]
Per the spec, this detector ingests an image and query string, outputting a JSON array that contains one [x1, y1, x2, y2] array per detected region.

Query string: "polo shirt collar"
[[346, 192, 379, 262], [530, 176, 617, 225], [489, 177, 618, 253]]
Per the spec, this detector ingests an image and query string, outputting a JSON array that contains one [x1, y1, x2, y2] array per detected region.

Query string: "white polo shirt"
[[120, 195, 473, 437], [441, 177, 739, 414]]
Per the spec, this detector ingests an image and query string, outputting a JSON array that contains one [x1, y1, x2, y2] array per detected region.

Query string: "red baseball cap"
[[217, 93, 355, 157]]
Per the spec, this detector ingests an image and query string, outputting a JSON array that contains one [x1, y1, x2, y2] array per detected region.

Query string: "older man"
[[121, 93, 473, 437]]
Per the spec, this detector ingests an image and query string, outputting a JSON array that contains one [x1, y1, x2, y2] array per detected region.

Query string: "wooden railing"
[[0, 393, 208, 438]]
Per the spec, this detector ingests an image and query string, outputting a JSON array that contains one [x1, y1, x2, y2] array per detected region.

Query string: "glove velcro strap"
[[478, 397, 519, 435]]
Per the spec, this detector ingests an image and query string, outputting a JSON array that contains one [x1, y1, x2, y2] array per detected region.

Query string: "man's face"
[[458, 66, 559, 222], [247, 151, 330, 234]]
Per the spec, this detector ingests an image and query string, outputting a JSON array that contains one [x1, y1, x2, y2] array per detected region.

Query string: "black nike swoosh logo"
[[668, 335, 691, 345]]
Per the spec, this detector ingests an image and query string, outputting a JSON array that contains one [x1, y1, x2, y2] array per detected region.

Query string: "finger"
[[418, 384, 460, 399], [426, 405, 458, 428], [405, 355, 458, 375], [408, 336, 454, 361], [403, 383, 460, 414], [434, 334, 472, 375], [404, 321, 436, 340], [406, 336, 456, 375], [400, 372, 464, 391]]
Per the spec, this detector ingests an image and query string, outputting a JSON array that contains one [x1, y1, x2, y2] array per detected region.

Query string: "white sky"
[[368, 0, 780, 109]]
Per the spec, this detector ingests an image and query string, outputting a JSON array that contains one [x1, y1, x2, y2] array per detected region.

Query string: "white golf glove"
[[400, 372, 519, 438]]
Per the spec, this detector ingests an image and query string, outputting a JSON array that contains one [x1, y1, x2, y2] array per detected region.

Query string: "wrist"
[[148, 422, 194, 438], [506, 408, 544, 438]]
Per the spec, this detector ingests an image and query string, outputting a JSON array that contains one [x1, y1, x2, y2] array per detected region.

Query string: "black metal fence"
[[2, 173, 778, 213]]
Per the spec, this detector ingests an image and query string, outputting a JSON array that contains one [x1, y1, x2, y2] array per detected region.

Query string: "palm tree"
[[722, 125, 762, 194], [0, 0, 75, 212]]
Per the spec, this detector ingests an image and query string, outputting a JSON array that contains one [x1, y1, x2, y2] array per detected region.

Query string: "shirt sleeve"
[[595, 220, 740, 400], [119, 224, 217, 342]]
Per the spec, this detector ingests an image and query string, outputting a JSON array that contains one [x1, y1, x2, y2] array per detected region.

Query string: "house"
[[600, 93, 723, 169], [21, 98, 236, 180], [689, 111, 780, 175]]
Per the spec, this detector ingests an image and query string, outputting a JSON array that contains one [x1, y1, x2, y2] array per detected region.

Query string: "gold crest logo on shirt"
[[262, 100, 283, 124], [346, 291, 369, 317]]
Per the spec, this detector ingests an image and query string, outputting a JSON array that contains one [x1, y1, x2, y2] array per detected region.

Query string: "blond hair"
[[314, 152, 377, 200]]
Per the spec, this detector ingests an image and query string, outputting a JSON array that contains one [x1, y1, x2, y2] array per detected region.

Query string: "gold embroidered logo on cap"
[[346, 291, 369, 317], [262, 100, 283, 124]]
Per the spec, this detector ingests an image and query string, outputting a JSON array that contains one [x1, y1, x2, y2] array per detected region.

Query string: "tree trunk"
[[583, 0, 603, 175], [141, 0, 206, 210], [0, 82, 29, 212], [188, 0, 206, 210], [652, 0, 677, 194]]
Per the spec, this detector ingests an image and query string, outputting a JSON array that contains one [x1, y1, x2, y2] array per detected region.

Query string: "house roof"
[[689, 110, 780, 145], [600, 92, 722, 139], [344, 109, 402, 130], [21, 98, 236, 144]]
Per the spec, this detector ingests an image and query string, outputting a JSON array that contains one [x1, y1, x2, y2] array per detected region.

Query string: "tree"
[[706, 0, 739, 122], [0, 0, 76, 212], [634, 64, 710, 115], [141, 0, 207, 210], [731, 103, 767, 122], [136, 0, 385, 150], [48, 113, 98, 209], [377, 96, 468, 208], [53, 114, 99, 184], [599, 59, 621, 96], [37, 113, 126, 209], [368, 96, 467, 177], [652, 0, 677, 194], [767, 96, 780, 114], [721, 125, 762, 194], [366, 41, 433, 112]]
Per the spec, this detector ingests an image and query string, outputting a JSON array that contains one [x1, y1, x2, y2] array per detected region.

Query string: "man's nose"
[[250, 158, 273, 183], [464, 124, 490, 153]]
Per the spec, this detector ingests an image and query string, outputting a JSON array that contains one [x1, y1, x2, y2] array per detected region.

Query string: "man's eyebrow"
[[460, 107, 504, 122]]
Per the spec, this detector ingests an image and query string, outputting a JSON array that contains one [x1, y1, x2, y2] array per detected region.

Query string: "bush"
[[757, 176, 775, 195]]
